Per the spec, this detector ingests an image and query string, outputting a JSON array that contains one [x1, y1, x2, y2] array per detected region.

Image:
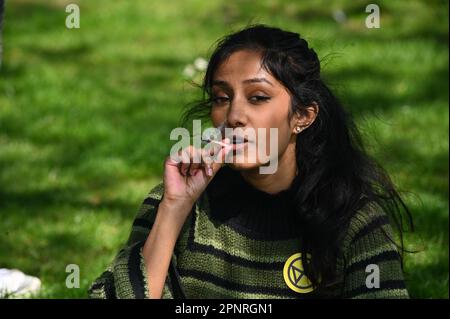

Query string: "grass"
[[0, 0, 448, 298]]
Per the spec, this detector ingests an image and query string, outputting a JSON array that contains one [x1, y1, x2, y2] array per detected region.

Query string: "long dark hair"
[[181, 24, 414, 287]]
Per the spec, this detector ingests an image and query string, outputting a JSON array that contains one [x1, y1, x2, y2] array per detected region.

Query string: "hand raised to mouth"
[[163, 137, 233, 208]]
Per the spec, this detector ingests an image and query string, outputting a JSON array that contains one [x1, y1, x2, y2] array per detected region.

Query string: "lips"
[[231, 136, 248, 144], [230, 136, 248, 153]]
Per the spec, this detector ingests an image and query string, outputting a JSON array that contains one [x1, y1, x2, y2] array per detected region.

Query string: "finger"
[[177, 147, 191, 176], [202, 137, 228, 160], [187, 146, 204, 176], [179, 162, 188, 176], [185, 159, 192, 176], [165, 156, 180, 167], [203, 138, 231, 176], [211, 139, 232, 174], [189, 161, 202, 176], [181, 145, 203, 176], [165, 155, 187, 177], [200, 146, 215, 176]]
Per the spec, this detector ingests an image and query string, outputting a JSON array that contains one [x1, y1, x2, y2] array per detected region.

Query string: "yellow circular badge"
[[283, 253, 314, 294]]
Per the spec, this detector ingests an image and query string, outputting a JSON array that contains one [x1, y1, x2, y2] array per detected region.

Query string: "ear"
[[291, 102, 319, 134]]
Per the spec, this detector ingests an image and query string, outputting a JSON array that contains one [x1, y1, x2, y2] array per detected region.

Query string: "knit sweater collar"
[[205, 165, 301, 240]]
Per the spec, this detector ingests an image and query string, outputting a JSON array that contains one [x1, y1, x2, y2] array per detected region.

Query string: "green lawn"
[[0, 0, 448, 298]]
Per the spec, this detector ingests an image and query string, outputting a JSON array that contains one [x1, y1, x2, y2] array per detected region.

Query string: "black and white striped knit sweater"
[[88, 166, 409, 299]]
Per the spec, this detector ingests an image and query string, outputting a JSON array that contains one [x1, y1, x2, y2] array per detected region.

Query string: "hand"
[[162, 138, 232, 210]]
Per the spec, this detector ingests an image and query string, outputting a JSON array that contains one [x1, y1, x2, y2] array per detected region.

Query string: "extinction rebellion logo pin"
[[283, 253, 315, 294]]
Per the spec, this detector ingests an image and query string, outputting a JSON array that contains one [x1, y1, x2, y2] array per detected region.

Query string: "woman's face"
[[210, 49, 299, 171]]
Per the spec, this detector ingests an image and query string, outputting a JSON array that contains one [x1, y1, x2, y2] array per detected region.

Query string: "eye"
[[249, 95, 271, 103], [211, 96, 229, 105]]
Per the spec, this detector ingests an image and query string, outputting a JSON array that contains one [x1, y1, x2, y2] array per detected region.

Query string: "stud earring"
[[295, 126, 302, 133]]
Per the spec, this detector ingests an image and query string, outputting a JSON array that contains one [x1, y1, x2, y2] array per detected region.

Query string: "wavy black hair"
[[180, 24, 414, 287]]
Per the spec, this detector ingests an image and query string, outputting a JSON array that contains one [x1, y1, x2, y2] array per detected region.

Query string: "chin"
[[227, 161, 264, 172]]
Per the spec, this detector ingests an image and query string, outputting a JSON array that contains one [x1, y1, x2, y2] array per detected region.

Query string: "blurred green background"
[[0, 0, 448, 298]]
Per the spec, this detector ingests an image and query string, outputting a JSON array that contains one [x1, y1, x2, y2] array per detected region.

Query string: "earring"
[[295, 126, 302, 133]]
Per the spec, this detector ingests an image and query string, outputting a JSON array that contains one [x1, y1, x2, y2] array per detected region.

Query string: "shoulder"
[[130, 180, 198, 247], [339, 200, 404, 276], [134, 181, 165, 220], [342, 200, 395, 251], [339, 200, 409, 298], [339, 199, 403, 269], [124, 181, 165, 245], [145, 181, 165, 202]]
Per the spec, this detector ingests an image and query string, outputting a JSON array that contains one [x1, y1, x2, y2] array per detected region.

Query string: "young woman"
[[89, 24, 413, 299]]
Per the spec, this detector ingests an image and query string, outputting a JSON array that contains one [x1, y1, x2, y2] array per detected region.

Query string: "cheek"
[[273, 121, 292, 156], [257, 100, 289, 128], [274, 100, 294, 148], [210, 108, 226, 126], [267, 108, 291, 141], [253, 111, 292, 157]]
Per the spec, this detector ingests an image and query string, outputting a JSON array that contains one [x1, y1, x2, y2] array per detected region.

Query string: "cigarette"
[[211, 140, 229, 147], [202, 139, 230, 147], [201, 122, 229, 147]]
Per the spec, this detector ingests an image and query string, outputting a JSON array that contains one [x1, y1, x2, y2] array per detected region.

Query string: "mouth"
[[231, 136, 249, 144], [230, 136, 249, 153]]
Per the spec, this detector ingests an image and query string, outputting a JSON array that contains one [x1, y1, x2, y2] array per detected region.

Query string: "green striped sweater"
[[88, 166, 409, 299]]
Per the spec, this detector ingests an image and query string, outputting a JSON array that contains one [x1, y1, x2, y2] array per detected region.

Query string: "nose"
[[226, 98, 247, 128]]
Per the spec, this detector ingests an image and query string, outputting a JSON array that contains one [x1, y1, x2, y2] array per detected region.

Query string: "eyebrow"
[[212, 77, 274, 87]]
